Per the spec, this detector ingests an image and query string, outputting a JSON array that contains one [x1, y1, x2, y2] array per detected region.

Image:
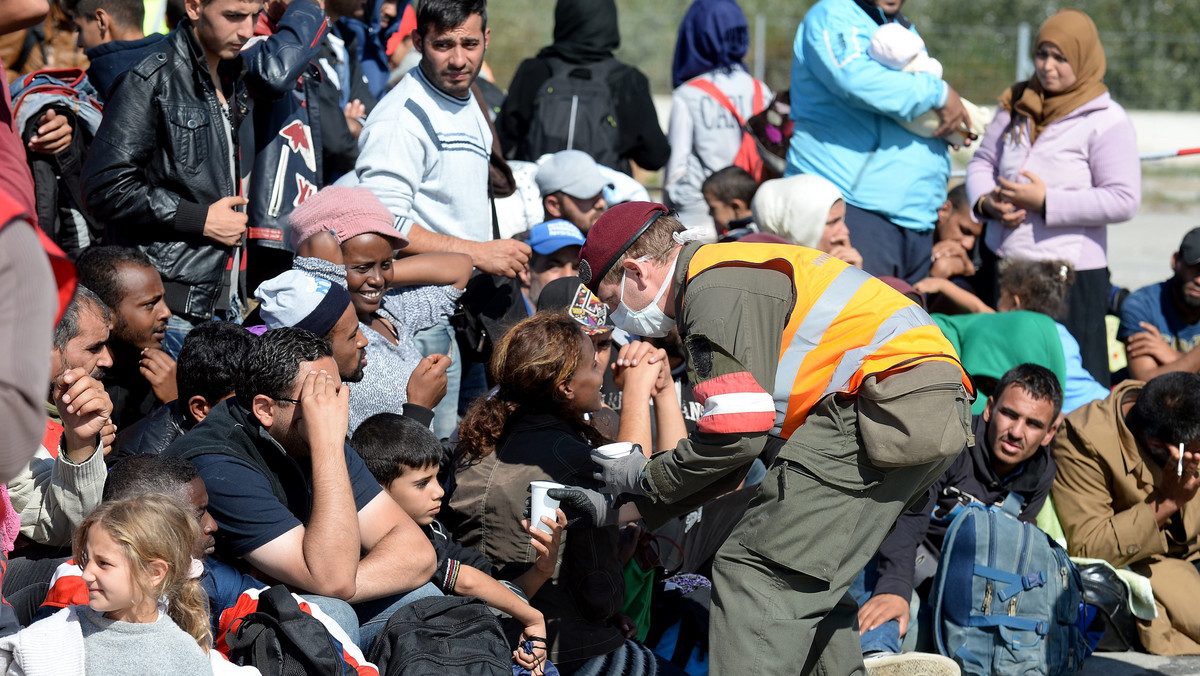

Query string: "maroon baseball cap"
[[578, 202, 669, 293]]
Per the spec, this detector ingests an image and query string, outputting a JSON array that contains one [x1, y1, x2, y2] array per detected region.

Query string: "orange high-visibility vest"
[[684, 243, 972, 439]]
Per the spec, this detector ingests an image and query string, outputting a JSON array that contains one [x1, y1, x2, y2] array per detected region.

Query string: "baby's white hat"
[[868, 23, 942, 79]]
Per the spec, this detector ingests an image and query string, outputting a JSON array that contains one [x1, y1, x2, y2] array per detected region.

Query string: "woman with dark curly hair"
[[445, 313, 679, 676]]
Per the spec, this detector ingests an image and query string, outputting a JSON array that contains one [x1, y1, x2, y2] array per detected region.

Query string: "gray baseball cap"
[[535, 150, 613, 199]]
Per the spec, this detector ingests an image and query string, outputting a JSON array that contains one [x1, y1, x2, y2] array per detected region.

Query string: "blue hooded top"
[[671, 0, 750, 88]]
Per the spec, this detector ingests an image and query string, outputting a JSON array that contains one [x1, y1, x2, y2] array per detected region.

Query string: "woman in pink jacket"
[[967, 8, 1140, 387]]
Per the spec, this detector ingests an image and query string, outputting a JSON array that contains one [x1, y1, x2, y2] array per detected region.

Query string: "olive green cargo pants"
[[709, 382, 969, 675]]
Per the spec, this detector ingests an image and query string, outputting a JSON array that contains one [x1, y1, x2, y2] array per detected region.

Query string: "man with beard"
[[536, 151, 610, 235], [339, 0, 528, 438], [254, 266, 443, 431], [339, 0, 527, 279], [855, 364, 1061, 664], [75, 247, 175, 429], [166, 327, 436, 651], [7, 287, 114, 548], [1120, 227, 1200, 381], [82, 0, 331, 351], [1053, 371, 1200, 654], [255, 269, 369, 384]]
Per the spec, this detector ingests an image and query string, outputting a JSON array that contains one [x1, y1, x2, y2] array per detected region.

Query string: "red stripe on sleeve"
[[696, 409, 777, 435]]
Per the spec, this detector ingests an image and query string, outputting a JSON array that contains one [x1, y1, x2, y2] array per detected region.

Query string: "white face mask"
[[610, 256, 676, 338]]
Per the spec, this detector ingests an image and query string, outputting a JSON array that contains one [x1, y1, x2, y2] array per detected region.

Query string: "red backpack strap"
[[686, 79, 746, 126], [751, 80, 765, 115]]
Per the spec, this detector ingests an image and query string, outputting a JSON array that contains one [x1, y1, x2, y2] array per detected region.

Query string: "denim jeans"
[[843, 203, 934, 286], [161, 294, 246, 360], [353, 582, 442, 653], [457, 357, 489, 418], [850, 557, 919, 655], [298, 594, 362, 649], [412, 318, 461, 439]]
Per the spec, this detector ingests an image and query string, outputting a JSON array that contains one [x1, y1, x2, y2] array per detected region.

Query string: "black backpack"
[[524, 57, 621, 168], [225, 585, 354, 676], [366, 596, 511, 676]]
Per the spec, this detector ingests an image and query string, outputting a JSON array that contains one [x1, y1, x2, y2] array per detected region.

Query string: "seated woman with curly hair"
[[444, 313, 682, 676]]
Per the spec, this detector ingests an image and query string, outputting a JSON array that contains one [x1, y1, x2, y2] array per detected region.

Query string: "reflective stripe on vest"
[[684, 243, 970, 439]]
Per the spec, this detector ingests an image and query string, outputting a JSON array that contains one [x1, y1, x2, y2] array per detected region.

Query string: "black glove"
[[523, 484, 621, 529], [548, 486, 621, 529]]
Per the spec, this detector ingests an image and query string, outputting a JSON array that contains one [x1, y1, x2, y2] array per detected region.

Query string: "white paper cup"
[[593, 442, 635, 459], [529, 480, 564, 533]]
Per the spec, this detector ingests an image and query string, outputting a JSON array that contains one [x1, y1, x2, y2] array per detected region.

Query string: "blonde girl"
[[0, 494, 220, 675]]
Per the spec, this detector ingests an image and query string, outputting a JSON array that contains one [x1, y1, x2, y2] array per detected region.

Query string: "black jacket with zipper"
[[81, 6, 322, 318]]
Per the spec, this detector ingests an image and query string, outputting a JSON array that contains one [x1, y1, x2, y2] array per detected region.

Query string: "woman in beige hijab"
[[750, 174, 862, 268], [966, 8, 1139, 388]]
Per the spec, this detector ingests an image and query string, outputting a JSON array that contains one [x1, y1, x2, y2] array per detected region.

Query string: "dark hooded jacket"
[[85, 34, 166, 102], [872, 413, 1057, 601], [496, 0, 669, 175]]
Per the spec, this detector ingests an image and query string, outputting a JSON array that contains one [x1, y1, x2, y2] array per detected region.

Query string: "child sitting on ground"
[[916, 258, 1109, 414], [868, 23, 988, 145], [352, 413, 566, 674], [0, 494, 231, 675], [32, 454, 370, 671]]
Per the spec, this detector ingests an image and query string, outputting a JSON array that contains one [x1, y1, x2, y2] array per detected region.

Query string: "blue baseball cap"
[[527, 219, 586, 255]]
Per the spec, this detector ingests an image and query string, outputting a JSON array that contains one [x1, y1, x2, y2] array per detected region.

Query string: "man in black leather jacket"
[[81, 0, 327, 356]]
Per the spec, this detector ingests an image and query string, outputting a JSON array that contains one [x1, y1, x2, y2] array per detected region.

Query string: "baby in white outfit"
[[868, 23, 987, 145]]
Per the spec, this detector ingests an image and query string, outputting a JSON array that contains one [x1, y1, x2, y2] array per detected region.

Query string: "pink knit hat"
[[288, 186, 409, 250]]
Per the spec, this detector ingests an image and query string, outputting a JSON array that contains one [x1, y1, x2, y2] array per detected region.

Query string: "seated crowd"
[[0, 0, 1190, 672]]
